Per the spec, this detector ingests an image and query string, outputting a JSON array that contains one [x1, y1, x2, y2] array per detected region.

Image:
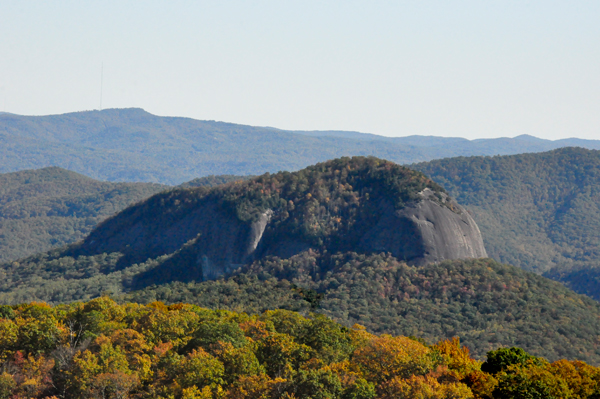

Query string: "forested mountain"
[[413, 147, 600, 300], [2, 108, 600, 184], [69, 157, 485, 274], [124, 254, 600, 364], [2, 157, 600, 365], [0, 157, 473, 301], [0, 168, 254, 263], [0, 167, 166, 262]]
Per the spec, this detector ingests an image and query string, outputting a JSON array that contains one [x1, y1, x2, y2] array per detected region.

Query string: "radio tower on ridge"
[[100, 62, 103, 111]]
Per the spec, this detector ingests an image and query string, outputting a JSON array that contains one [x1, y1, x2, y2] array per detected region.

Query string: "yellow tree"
[[0, 372, 16, 399], [173, 348, 225, 396], [68, 335, 139, 398], [352, 335, 437, 384], [378, 374, 474, 399], [433, 337, 497, 399], [0, 318, 18, 362], [109, 329, 153, 382], [493, 360, 572, 399], [547, 360, 600, 399]]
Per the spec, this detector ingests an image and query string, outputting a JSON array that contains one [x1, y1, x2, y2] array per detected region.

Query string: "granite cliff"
[[69, 156, 486, 281], [359, 188, 487, 265]]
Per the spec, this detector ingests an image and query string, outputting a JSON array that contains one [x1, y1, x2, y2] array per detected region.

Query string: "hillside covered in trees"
[[413, 147, 600, 299], [3, 249, 599, 363], [0, 168, 252, 262], [178, 175, 251, 189], [2, 108, 600, 184], [1, 297, 600, 398], [0, 167, 166, 262]]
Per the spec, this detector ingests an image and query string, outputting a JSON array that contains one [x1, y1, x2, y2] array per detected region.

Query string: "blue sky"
[[1, 1, 598, 139]]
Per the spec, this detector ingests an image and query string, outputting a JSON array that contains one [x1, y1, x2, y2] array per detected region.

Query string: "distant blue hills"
[[2, 108, 598, 185]]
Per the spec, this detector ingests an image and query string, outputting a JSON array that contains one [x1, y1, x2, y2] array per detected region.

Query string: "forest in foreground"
[[1, 297, 599, 399]]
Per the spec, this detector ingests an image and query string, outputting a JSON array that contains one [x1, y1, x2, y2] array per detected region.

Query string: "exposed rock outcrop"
[[75, 157, 488, 282], [359, 189, 487, 265], [200, 209, 273, 280]]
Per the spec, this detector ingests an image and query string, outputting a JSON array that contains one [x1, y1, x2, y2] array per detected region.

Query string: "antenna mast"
[[100, 62, 103, 110]]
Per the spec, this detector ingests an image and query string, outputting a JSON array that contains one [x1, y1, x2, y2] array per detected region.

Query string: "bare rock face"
[[80, 188, 487, 282], [199, 209, 273, 280], [358, 188, 487, 265], [192, 188, 487, 276], [78, 159, 488, 283], [80, 199, 274, 281]]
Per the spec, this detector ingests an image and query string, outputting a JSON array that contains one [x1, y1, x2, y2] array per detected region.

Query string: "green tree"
[[481, 347, 538, 375], [0, 373, 16, 399], [493, 361, 571, 399], [290, 368, 343, 399]]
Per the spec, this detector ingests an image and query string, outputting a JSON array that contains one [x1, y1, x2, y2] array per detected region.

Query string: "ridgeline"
[[2, 108, 600, 184]]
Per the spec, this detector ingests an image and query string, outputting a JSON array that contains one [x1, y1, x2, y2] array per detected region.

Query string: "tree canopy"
[[0, 298, 598, 398]]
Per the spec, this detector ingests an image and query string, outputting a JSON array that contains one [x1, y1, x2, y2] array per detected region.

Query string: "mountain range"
[[3, 148, 600, 302], [3, 157, 600, 364], [4, 109, 600, 364], [2, 108, 600, 184]]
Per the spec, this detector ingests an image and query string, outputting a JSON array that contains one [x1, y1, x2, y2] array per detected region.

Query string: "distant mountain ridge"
[[2, 108, 599, 184], [295, 129, 600, 150]]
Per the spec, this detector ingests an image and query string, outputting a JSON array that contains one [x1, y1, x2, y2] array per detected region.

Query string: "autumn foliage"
[[0, 298, 597, 398]]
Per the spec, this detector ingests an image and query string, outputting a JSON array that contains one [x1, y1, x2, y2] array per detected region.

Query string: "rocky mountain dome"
[[71, 156, 486, 280]]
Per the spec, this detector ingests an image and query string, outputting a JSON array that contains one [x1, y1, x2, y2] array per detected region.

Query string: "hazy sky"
[[1, 1, 598, 140]]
